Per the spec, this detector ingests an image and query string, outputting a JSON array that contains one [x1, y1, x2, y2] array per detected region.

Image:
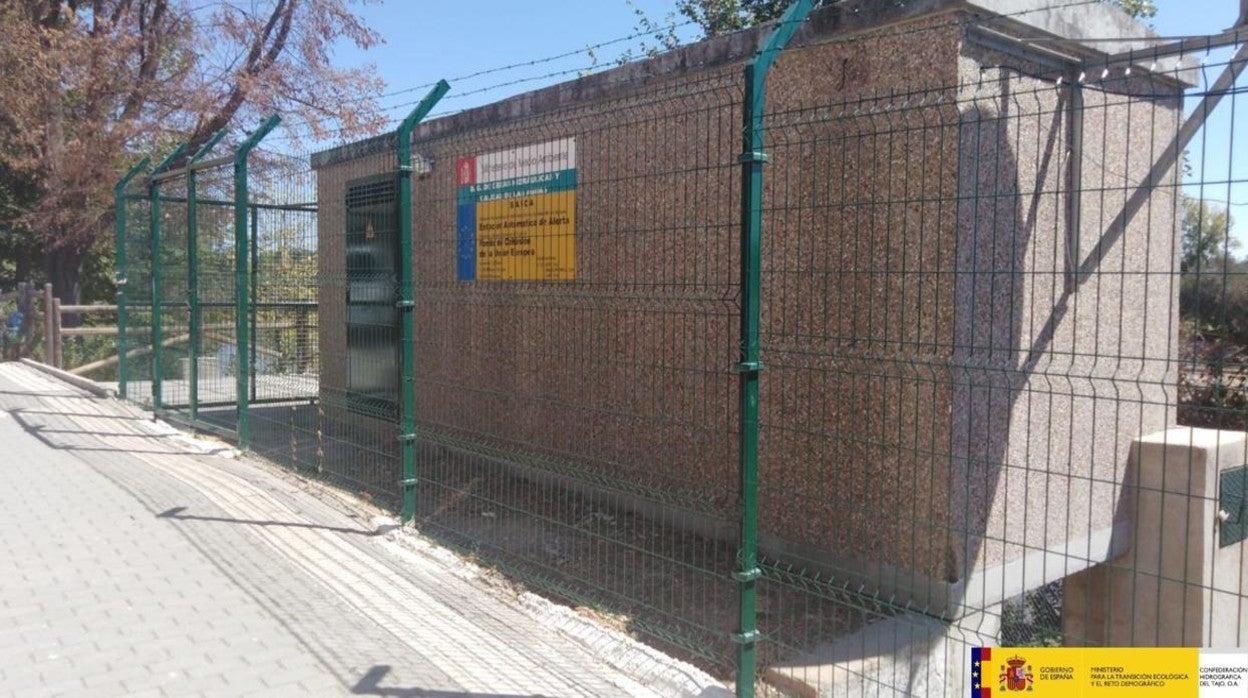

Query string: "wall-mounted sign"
[[455, 137, 576, 281]]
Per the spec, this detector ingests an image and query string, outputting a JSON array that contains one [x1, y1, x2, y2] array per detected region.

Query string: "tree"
[[1113, 0, 1158, 19], [676, 0, 750, 36], [0, 1, 387, 307], [1177, 196, 1247, 431], [1180, 195, 1238, 272], [0, 172, 40, 288], [598, 0, 683, 66], [678, 0, 1156, 37], [1178, 195, 1244, 352]]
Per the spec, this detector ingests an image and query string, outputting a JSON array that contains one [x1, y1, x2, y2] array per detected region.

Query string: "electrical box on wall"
[[1221, 465, 1248, 548]]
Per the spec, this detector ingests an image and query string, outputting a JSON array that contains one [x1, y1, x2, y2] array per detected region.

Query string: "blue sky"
[[308, 0, 1242, 123], [298, 0, 1248, 244], [1153, 0, 1248, 247], [274, 0, 698, 142]]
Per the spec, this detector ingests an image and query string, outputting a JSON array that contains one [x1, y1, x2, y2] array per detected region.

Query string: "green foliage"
[[1180, 263, 1248, 347], [1000, 583, 1065, 648], [676, 0, 752, 36], [1178, 300, 1248, 431], [588, 1, 683, 71], [1181, 195, 1238, 272], [1112, 0, 1158, 19], [1177, 196, 1242, 345], [0, 167, 38, 289], [256, 228, 318, 304], [1177, 197, 1248, 431]]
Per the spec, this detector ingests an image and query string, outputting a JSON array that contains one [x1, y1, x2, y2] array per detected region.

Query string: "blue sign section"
[[456, 201, 477, 281]]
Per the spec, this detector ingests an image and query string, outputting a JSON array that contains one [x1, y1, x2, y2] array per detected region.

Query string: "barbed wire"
[[369, 17, 699, 103], [265, 0, 1145, 147], [261, 16, 697, 144]]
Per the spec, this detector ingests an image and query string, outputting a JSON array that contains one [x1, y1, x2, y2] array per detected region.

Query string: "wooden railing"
[[3, 282, 131, 369], [5, 283, 316, 376]]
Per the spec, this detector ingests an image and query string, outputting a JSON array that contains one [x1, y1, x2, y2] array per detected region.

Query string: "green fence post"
[[397, 80, 451, 524], [735, 3, 812, 697], [235, 115, 281, 449], [149, 143, 189, 412], [250, 204, 259, 403], [186, 130, 228, 425], [115, 157, 150, 401]]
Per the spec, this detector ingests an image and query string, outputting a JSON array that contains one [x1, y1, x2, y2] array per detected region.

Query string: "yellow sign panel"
[[474, 191, 576, 281], [455, 138, 577, 282]]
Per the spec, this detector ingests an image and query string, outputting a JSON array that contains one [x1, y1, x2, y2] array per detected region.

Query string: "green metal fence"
[[110, 1, 1248, 695]]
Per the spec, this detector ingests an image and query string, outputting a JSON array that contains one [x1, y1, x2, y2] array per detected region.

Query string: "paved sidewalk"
[[0, 363, 725, 697]]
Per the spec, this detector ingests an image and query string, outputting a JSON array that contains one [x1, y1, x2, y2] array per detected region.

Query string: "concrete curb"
[[18, 359, 115, 399], [515, 591, 734, 697], [377, 525, 731, 697]]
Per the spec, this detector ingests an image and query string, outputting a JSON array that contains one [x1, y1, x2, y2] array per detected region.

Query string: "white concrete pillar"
[[1064, 427, 1248, 646]]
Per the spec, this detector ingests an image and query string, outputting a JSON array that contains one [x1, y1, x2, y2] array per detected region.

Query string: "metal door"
[[345, 174, 399, 421]]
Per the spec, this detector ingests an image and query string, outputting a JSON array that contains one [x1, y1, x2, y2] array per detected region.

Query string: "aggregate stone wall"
[[752, 30, 964, 583], [950, 42, 1181, 585], [314, 6, 1183, 601], [317, 15, 964, 556]]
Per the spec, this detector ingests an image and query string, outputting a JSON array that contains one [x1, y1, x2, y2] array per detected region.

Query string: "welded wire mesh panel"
[[249, 153, 319, 402], [242, 150, 329, 479], [121, 194, 154, 403], [228, 145, 401, 501], [155, 191, 190, 413], [312, 70, 749, 668], [107, 4, 1248, 694], [747, 25, 980, 689], [302, 145, 413, 500], [192, 164, 239, 432], [749, 17, 1248, 697], [1064, 44, 1248, 651]]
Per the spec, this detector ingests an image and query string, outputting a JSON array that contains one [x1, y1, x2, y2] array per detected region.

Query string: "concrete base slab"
[[766, 606, 1001, 698]]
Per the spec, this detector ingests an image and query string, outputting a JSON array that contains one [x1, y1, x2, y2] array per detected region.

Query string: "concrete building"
[[312, 0, 1189, 633]]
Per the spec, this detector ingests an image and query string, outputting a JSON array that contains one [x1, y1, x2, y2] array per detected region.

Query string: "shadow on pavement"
[[8, 409, 230, 456], [352, 665, 543, 698], [0, 389, 77, 398], [156, 505, 378, 537]]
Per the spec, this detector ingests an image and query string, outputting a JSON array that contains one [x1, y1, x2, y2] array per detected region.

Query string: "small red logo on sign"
[[456, 157, 476, 186]]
